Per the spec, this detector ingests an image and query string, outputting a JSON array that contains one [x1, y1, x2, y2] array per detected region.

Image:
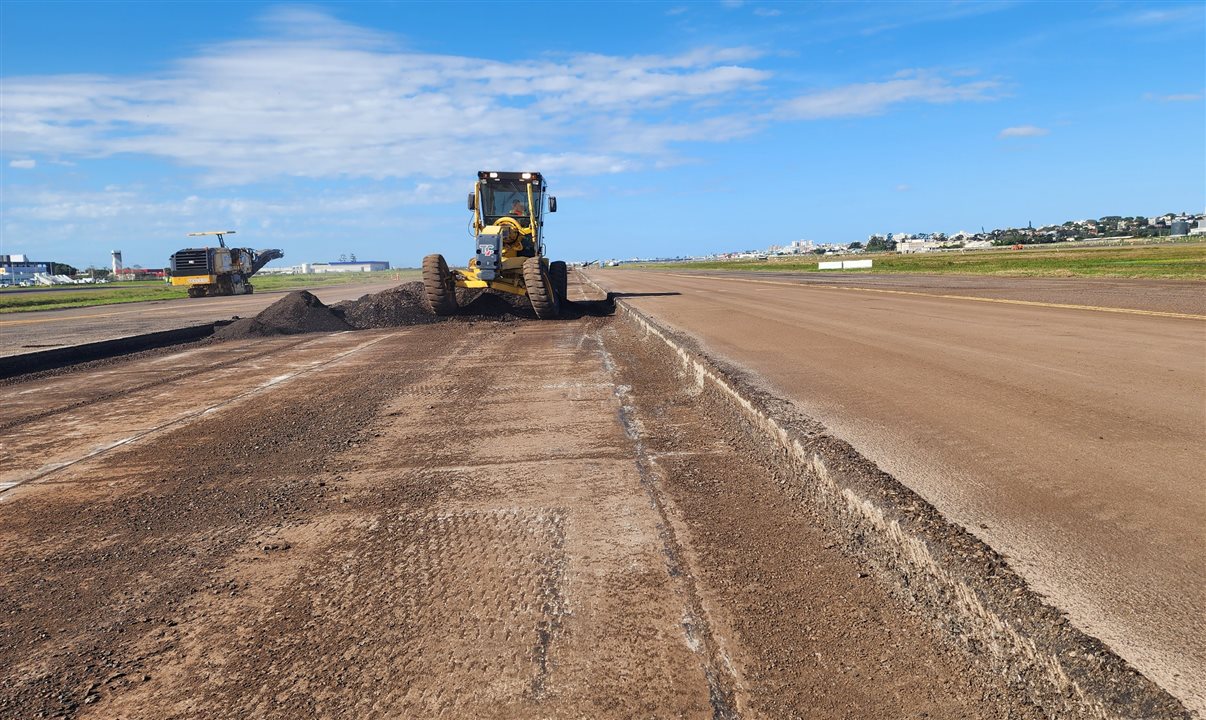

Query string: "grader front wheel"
[[523, 257, 561, 320], [422, 253, 458, 315]]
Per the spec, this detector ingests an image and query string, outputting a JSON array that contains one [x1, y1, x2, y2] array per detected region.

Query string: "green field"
[[0, 270, 418, 314], [634, 242, 1206, 280]]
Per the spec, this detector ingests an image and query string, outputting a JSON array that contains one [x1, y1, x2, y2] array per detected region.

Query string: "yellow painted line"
[[662, 273, 1206, 321]]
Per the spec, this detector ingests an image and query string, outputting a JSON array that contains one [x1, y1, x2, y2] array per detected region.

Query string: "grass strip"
[[633, 242, 1206, 280]]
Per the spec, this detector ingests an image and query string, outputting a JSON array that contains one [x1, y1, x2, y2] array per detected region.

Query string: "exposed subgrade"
[[593, 329, 741, 720]]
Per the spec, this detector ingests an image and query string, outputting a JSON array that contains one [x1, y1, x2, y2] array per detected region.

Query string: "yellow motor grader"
[[423, 171, 564, 319]]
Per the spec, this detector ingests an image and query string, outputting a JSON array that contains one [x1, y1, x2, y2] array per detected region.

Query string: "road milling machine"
[[423, 171, 565, 319], [169, 231, 284, 298]]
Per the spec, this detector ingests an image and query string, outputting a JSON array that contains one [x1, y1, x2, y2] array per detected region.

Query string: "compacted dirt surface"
[[587, 268, 1206, 713], [0, 278, 1052, 718]]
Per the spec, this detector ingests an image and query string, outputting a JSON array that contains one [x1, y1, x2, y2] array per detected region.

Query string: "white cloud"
[[0, 10, 769, 184], [3, 184, 454, 224], [1116, 6, 1202, 25], [665, 6, 688, 15], [780, 2, 1014, 40], [999, 125, 1049, 138], [9, 159, 36, 169], [895, 183, 911, 192], [1142, 92, 1203, 103], [782, 70, 998, 119], [255, 6, 397, 47], [1, 9, 1002, 191], [754, 7, 782, 17]]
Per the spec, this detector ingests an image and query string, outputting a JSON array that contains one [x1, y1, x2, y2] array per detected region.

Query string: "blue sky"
[[2, 1, 1203, 269]]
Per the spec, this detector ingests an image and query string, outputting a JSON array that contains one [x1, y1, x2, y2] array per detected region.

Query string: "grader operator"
[[422, 171, 565, 319]]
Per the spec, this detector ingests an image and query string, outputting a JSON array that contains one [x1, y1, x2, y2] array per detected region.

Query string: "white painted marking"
[[98, 437, 138, 452], [819, 259, 872, 270]]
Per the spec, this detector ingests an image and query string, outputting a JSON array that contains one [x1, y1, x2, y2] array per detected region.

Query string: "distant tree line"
[[865, 236, 896, 252]]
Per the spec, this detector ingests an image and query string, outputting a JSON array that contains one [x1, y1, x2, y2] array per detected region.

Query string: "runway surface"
[[0, 281, 401, 358], [589, 268, 1206, 711]]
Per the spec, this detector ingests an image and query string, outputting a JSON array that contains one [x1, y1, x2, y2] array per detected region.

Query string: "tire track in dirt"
[[594, 331, 740, 719]]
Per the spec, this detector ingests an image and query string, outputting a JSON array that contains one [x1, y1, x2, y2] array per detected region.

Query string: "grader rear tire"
[[422, 254, 458, 315], [523, 257, 561, 320], [548, 261, 568, 301]]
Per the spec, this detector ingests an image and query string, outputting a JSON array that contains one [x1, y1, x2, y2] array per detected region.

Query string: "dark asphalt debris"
[[216, 280, 614, 339]]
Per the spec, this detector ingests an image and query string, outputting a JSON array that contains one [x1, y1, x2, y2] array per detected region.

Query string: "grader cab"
[[422, 171, 565, 319]]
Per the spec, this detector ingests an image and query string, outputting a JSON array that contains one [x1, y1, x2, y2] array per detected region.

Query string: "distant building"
[[257, 263, 312, 275], [1169, 220, 1190, 236], [122, 267, 165, 280], [897, 238, 940, 254], [311, 260, 390, 273], [0, 254, 51, 283]]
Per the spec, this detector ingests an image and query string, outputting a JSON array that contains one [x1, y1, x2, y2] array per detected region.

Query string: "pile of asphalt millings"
[[215, 290, 352, 339], [215, 282, 541, 339], [331, 282, 536, 328]]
